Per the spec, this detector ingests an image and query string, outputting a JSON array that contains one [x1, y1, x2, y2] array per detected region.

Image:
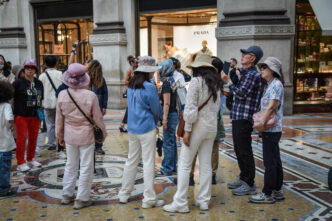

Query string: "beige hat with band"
[[187, 53, 217, 71]]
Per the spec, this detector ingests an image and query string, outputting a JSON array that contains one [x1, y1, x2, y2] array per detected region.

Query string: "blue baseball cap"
[[240, 46, 263, 63]]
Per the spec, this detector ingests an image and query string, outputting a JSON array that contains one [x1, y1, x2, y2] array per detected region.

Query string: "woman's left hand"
[[256, 122, 266, 133], [102, 108, 106, 116], [183, 131, 191, 147]]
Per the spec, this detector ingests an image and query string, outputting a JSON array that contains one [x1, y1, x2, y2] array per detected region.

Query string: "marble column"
[[0, 0, 28, 65], [90, 0, 136, 109], [216, 0, 296, 115]]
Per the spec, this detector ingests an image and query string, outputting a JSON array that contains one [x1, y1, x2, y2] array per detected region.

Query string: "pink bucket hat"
[[62, 63, 90, 89], [23, 59, 39, 72]]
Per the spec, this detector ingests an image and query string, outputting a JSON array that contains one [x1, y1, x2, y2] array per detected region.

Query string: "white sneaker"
[[27, 159, 42, 168], [58, 151, 67, 159], [195, 201, 209, 211], [142, 199, 165, 209], [17, 163, 30, 172], [163, 202, 190, 213], [118, 195, 129, 204]]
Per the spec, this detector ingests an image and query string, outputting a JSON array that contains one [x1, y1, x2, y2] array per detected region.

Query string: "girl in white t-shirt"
[[0, 81, 16, 198]]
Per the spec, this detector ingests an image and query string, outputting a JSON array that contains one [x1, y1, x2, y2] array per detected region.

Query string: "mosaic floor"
[[1, 111, 331, 221]]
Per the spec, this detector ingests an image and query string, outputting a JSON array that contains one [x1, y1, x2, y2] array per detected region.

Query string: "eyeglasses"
[[242, 53, 255, 57], [260, 64, 268, 70]]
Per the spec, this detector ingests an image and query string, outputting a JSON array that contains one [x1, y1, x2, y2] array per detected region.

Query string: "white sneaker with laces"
[[163, 202, 190, 213], [27, 159, 42, 168], [142, 199, 165, 209], [17, 163, 30, 172]]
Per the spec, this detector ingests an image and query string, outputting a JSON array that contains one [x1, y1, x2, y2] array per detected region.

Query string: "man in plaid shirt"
[[222, 45, 263, 196]]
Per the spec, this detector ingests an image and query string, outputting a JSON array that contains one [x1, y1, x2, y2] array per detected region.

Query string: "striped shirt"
[[229, 66, 262, 124]]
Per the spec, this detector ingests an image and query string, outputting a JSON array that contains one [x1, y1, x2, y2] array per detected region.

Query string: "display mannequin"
[[197, 40, 213, 56]]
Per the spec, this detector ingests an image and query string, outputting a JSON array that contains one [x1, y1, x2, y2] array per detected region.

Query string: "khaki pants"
[[190, 140, 219, 177]]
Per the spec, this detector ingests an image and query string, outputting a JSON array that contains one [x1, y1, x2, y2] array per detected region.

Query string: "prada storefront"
[[138, 0, 217, 74]]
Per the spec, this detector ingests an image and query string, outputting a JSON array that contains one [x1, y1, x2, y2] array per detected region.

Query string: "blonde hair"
[[87, 60, 103, 88]]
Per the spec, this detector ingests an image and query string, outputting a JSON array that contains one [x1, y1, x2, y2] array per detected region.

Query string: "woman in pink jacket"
[[56, 63, 107, 210]]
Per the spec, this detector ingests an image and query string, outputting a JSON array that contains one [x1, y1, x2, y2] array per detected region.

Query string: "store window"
[[139, 8, 217, 73], [294, 1, 332, 106], [37, 19, 93, 72]]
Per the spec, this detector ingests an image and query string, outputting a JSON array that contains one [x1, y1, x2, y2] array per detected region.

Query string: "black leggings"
[[122, 107, 128, 124]]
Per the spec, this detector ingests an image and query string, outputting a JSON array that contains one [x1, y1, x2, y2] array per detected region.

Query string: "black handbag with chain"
[[66, 89, 104, 143]]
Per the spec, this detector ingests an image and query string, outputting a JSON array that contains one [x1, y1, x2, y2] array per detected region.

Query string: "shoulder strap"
[[133, 89, 150, 111], [45, 71, 57, 92], [198, 94, 212, 112], [66, 89, 95, 126]]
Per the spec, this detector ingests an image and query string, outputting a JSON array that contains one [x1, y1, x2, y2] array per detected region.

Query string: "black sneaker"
[[95, 147, 105, 155], [0, 190, 17, 199], [189, 177, 195, 186], [212, 175, 217, 185]]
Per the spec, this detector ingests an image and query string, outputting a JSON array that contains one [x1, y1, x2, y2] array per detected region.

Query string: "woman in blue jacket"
[[118, 56, 164, 209]]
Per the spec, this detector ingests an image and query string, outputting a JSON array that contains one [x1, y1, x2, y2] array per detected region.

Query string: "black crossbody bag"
[[66, 89, 104, 143]]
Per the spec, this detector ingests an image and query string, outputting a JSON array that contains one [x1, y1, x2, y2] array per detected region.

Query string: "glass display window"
[[37, 19, 93, 72], [139, 8, 217, 69], [294, 1, 332, 105]]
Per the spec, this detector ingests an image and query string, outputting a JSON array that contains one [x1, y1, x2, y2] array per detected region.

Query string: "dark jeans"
[[232, 119, 255, 186], [161, 112, 179, 174], [0, 151, 12, 195], [262, 132, 283, 195], [95, 142, 103, 149]]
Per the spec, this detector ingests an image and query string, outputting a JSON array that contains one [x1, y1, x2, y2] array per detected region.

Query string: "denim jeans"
[[161, 111, 179, 175], [0, 151, 12, 195], [262, 132, 283, 195]]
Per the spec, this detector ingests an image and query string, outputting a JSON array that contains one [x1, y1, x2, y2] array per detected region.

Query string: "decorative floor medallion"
[[11, 155, 174, 206]]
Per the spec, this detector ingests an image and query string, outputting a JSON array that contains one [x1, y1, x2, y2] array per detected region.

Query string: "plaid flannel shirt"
[[229, 66, 262, 124]]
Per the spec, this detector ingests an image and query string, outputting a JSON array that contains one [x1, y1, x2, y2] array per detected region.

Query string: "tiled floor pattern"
[[1, 112, 332, 221]]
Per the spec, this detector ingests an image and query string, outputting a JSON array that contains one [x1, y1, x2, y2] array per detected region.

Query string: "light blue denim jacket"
[[127, 81, 162, 134]]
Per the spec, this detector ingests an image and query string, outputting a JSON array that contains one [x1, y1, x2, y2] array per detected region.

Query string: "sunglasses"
[[260, 64, 268, 70], [25, 66, 36, 70]]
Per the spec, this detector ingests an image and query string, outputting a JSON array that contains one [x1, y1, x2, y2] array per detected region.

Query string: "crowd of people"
[[0, 44, 285, 211]]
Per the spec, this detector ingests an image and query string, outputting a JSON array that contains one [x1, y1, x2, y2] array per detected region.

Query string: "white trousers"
[[118, 129, 157, 204], [173, 122, 216, 207], [62, 143, 94, 201], [44, 108, 56, 146]]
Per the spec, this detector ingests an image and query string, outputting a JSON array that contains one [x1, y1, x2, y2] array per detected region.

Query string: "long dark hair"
[[128, 71, 150, 89], [192, 67, 223, 102], [0, 54, 11, 77]]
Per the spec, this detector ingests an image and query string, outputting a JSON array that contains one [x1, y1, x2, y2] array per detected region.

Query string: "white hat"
[[134, 56, 161, 73], [257, 57, 282, 77], [186, 54, 217, 71]]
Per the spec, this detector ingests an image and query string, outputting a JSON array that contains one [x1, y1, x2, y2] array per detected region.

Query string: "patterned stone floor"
[[0, 111, 331, 221]]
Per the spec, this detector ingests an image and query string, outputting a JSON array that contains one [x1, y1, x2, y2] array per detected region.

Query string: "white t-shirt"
[[0, 103, 16, 152], [39, 68, 62, 109]]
